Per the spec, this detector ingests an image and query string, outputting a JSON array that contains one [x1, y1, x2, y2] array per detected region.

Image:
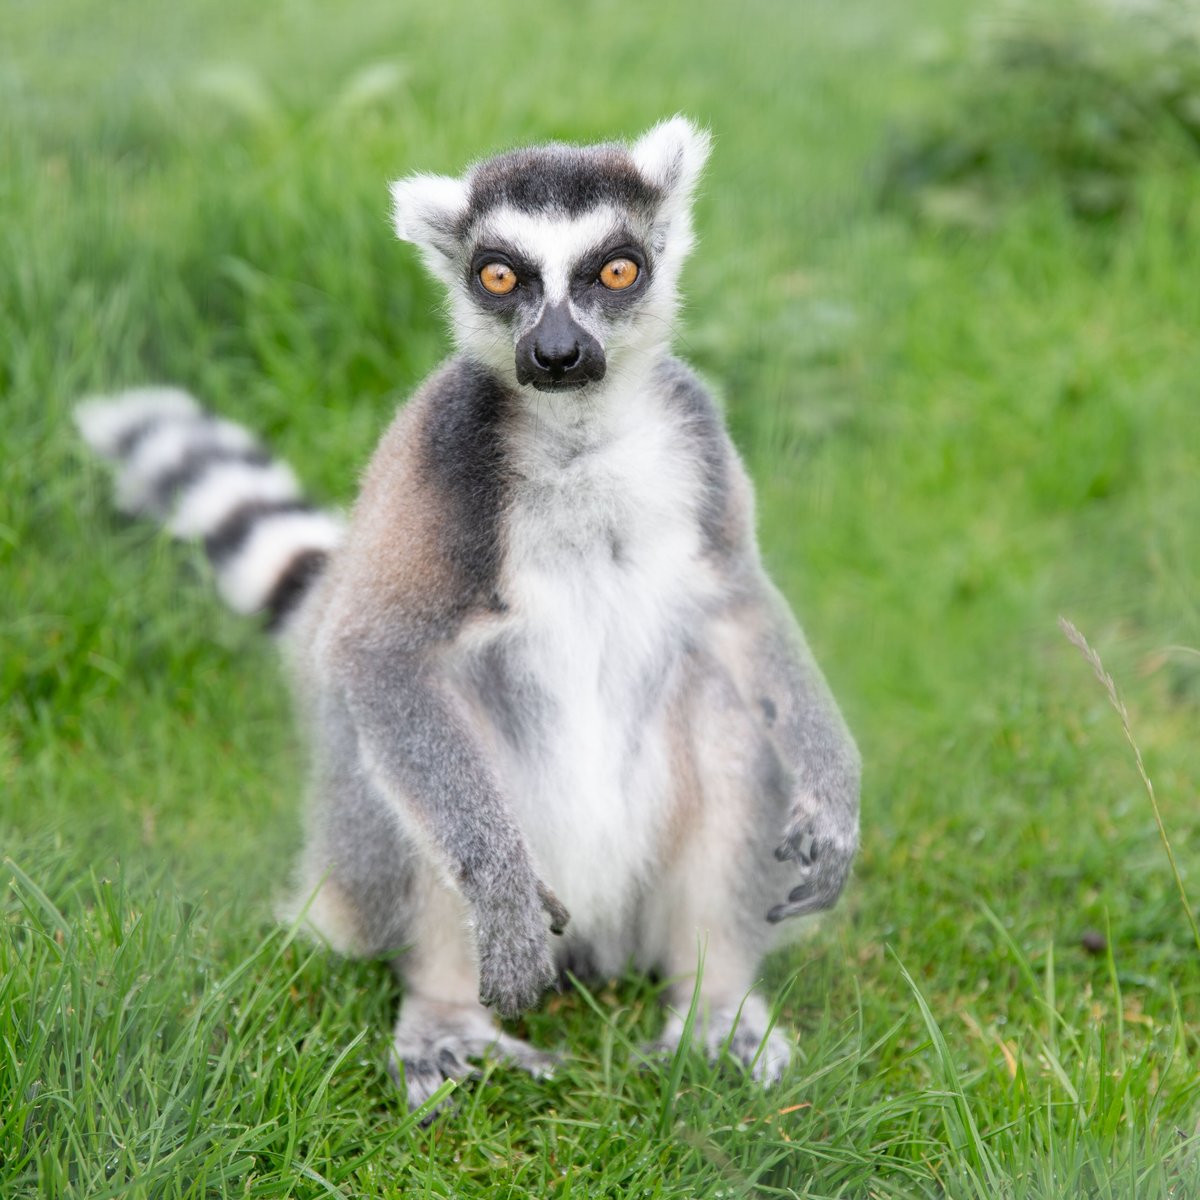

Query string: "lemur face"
[[391, 118, 711, 395], [465, 201, 650, 393]]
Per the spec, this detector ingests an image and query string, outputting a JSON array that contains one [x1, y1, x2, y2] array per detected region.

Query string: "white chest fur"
[[467, 390, 713, 939]]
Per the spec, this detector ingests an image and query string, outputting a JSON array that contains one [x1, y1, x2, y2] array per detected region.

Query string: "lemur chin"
[[76, 117, 861, 1116]]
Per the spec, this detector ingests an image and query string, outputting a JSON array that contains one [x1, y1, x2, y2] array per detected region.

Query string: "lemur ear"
[[631, 116, 712, 208], [389, 173, 468, 258]]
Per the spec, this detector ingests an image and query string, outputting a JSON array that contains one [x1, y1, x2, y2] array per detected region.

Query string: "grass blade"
[[1059, 617, 1200, 955]]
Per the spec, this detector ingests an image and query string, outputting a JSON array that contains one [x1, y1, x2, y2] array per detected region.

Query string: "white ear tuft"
[[631, 116, 712, 202], [389, 173, 468, 252]]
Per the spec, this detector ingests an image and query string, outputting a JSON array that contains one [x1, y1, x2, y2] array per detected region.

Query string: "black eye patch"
[[570, 243, 650, 310], [467, 246, 543, 310]]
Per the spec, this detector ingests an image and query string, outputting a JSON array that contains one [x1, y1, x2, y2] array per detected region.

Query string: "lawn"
[[3, 0, 1199, 1195]]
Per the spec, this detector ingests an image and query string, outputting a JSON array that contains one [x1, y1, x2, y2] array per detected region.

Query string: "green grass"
[[3, 0, 1200, 1195]]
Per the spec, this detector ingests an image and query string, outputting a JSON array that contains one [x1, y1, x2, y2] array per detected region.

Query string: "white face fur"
[[389, 117, 711, 398]]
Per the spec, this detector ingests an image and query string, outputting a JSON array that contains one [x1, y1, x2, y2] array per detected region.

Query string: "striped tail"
[[75, 386, 343, 630]]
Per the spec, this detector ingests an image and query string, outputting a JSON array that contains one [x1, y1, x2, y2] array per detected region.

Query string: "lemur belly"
[[462, 405, 710, 955]]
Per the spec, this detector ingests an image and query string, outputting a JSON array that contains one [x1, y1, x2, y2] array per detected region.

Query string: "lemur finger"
[[767, 900, 814, 924], [774, 829, 818, 866], [537, 880, 571, 935], [768, 872, 846, 922]]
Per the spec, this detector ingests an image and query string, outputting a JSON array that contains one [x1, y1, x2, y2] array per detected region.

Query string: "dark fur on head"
[[456, 145, 663, 232]]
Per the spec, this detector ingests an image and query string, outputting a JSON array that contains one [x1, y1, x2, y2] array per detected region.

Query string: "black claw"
[[774, 842, 794, 863], [788, 882, 814, 904], [766, 903, 790, 924]]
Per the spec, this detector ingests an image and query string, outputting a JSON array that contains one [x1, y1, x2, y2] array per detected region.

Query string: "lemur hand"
[[476, 872, 569, 1018], [767, 791, 856, 924]]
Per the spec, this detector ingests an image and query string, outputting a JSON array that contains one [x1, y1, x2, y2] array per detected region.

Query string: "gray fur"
[[655, 356, 741, 557], [330, 631, 567, 1015]]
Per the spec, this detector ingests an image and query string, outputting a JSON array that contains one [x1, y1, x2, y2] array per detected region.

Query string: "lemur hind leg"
[[388, 867, 559, 1114], [642, 660, 797, 1083], [296, 799, 558, 1115], [285, 700, 555, 1112], [281, 698, 420, 958]]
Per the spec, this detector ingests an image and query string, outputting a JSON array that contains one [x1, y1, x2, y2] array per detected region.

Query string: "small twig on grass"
[[1058, 616, 1200, 955]]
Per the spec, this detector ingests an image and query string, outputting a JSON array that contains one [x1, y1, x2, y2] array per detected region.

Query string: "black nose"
[[515, 302, 606, 391], [532, 340, 582, 372]]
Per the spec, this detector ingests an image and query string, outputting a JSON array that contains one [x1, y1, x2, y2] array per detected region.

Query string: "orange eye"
[[599, 257, 639, 290], [480, 262, 517, 295]]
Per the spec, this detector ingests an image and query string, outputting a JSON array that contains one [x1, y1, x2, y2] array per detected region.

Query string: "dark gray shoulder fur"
[[654, 357, 745, 559], [417, 356, 517, 610]]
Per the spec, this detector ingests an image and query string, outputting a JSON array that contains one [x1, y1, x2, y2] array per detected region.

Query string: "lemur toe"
[[436, 1045, 476, 1079], [493, 1036, 561, 1079], [388, 1054, 465, 1122], [766, 896, 821, 923]]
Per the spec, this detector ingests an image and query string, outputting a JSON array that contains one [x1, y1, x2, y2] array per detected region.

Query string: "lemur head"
[[390, 117, 711, 394]]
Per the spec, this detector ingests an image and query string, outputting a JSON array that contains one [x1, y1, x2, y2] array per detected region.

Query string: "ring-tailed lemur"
[[76, 117, 861, 1113]]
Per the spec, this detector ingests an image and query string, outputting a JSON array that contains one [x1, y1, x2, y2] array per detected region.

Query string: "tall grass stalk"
[[1059, 616, 1200, 954]]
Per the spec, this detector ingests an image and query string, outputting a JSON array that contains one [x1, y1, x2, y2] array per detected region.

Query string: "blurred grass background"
[[3, 0, 1200, 1195]]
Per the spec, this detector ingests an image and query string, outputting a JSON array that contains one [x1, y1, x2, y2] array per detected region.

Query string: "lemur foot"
[[388, 998, 559, 1118], [648, 994, 792, 1084]]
